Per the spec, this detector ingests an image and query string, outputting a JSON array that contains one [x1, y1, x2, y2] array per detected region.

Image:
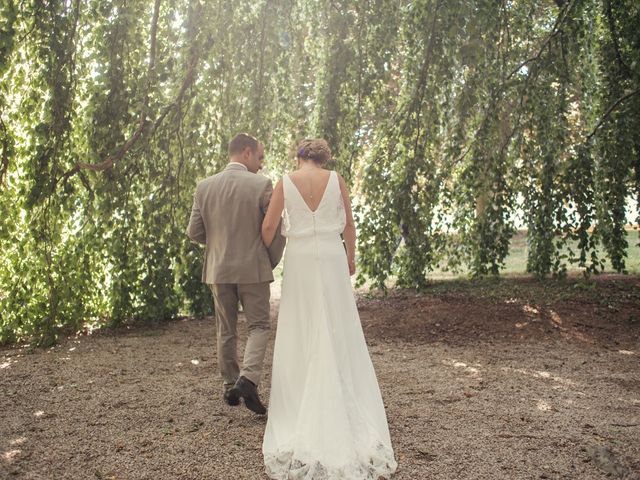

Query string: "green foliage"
[[0, 0, 17, 77], [0, 0, 638, 345]]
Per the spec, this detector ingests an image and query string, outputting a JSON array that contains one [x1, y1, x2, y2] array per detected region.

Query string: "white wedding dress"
[[262, 171, 397, 480]]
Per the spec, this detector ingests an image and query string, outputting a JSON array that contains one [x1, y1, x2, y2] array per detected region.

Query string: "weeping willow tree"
[[0, 0, 638, 346], [357, 0, 639, 287]]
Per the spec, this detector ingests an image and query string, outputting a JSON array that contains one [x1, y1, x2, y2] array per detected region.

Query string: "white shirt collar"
[[228, 161, 248, 171]]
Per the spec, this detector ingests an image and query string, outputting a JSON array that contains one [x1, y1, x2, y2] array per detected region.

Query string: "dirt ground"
[[1, 275, 639, 479]]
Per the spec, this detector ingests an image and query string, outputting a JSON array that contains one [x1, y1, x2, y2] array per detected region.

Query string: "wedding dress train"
[[262, 171, 397, 480]]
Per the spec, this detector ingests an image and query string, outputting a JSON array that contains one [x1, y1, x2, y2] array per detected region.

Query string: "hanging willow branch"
[[0, 114, 9, 186], [59, 0, 162, 183], [586, 87, 640, 140], [448, 0, 575, 173], [507, 0, 575, 80], [604, 0, 632, 79], [385, 0, 441, 137], [251, 0, 270, 131], [148, 50, 200, 138]]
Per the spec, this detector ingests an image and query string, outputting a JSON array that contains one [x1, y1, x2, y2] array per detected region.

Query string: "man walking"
[[186, 133, 285, 414]]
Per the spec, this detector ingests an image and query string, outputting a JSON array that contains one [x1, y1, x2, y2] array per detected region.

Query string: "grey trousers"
[[209, 282, 271, 387]]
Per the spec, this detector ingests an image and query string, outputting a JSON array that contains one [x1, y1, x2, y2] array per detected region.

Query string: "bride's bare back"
[[261, 138, 357, 276], [286, 168, 332, 212]]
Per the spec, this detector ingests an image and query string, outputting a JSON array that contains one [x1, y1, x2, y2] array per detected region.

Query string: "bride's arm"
[[261, 179, 284, 248], [337, 174, 356, 276]]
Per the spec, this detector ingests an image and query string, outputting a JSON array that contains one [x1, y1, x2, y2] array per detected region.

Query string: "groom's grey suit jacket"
[[186, 163, 286, 284]]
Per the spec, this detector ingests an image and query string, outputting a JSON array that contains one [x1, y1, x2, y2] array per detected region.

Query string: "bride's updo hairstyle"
[[296, 138, 332, 167]]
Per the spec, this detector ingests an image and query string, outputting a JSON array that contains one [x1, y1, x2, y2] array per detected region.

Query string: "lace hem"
[[264, 443, 397, 480]]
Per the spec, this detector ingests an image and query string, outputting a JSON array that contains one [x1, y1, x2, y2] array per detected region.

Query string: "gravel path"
[[2, 278, 639, 479]]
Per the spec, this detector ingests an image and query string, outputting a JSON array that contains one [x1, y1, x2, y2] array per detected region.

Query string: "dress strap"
[[282, 173, 295, 206]]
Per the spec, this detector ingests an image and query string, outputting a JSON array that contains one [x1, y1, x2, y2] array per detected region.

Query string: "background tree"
[[0, 0, 638, 346]]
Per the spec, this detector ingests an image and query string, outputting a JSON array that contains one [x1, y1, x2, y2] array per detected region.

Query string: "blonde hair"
[[296, 138, 332, 166]]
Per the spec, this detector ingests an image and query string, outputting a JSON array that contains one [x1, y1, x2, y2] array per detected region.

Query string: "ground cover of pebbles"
[[2, 275, 639, 479]]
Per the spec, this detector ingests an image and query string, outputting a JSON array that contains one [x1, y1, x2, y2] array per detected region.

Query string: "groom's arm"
[[186, 188, 206, 244], [260, 181, 286, 268]]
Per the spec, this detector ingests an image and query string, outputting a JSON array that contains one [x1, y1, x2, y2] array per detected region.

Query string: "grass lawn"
[[432, 229, 640, 279], [272, 229, 640, 286]]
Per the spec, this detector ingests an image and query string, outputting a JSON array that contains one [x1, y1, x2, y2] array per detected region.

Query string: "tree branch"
[[0, 114, 10, 186], [148, 43, 200, 138], [252, 0, 270, 131], [507, 0, 574, 80], [586, 88, 640, 140], [59, 0, 161, 182], [604, 0, 632, 79], [450, 1, 575, 173]]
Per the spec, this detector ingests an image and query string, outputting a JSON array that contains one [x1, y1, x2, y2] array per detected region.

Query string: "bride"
[[260, 139, 397, 479]]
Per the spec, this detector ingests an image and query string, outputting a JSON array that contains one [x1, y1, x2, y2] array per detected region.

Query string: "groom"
[[186, 133, 285, 415]]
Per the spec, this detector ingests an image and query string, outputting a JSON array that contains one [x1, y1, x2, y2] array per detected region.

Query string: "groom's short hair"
[[228, 133, 259, 156]]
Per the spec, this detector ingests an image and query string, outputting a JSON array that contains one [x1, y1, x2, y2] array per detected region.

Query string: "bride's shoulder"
[[285, 169, 332, 187], [280, 171, 295, 182]]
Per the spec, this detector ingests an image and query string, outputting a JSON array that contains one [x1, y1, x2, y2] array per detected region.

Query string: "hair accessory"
[[297, 147, 305, 157]]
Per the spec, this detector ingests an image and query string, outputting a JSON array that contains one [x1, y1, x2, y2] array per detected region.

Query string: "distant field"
[[468, 229, 640, 277], [405, 229, 640, 279], [272, 229, 640, 285]]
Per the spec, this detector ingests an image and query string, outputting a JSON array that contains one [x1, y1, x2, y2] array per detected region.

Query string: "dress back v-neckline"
[[285, 171, 334, 214]]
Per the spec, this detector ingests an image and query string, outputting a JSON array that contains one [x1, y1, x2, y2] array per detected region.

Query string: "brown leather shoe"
[[228, 376, 266, 414]]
